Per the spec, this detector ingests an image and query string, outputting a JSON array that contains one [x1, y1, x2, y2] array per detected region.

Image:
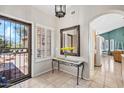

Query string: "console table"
[[52, 57, 85, 85]]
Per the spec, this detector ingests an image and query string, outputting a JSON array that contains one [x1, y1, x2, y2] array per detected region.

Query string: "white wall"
[[55, 6, 90, 79], [0, 5, 57, 77], [56, 5, 124, 79]]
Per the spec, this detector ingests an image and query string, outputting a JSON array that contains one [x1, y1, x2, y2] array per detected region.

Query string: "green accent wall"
[[100, 27, 124, 42], [100, 27, 124, 52]]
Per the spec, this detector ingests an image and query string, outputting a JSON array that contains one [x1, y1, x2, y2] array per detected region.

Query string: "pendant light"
[[55, 5, 66, 18]]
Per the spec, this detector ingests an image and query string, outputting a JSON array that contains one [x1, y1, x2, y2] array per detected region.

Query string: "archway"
[[88, 10, 124, 79]]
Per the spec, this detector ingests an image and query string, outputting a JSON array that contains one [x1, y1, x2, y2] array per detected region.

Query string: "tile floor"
[[10, 55, 124, 88]]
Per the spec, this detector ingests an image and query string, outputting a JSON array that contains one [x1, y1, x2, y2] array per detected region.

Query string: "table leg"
[[58, 61, 60, 71], [52, 60, 54, 73], [81, 63, 84, 79], [77, 65, 79, 85]]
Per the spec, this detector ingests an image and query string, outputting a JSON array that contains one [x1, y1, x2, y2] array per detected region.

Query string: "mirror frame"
[[60, 25, 80, 56]]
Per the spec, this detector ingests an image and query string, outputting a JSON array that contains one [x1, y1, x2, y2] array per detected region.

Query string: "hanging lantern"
[[55, 5, 66, 18]]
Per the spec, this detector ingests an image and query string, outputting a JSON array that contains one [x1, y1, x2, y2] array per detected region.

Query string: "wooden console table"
[[52, 57, 85, 85]]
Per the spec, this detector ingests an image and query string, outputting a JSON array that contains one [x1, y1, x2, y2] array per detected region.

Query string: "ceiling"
[[32, 6, 124, 34], [32, 5, 71, 16], [90, 13, 124, 34], [32, 5, 55, 16]]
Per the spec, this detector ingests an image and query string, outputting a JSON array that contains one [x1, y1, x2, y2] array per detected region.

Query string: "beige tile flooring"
[[10, 55, 123, 88]]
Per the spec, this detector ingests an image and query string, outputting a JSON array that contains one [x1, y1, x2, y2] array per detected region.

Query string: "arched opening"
[[89, 10, 124, 83]]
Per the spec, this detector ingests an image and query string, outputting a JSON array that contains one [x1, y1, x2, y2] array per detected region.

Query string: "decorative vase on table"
[[64, 51, 68, 58]]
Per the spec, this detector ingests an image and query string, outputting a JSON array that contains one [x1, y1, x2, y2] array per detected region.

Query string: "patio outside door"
[[0, 15, 31, 86]]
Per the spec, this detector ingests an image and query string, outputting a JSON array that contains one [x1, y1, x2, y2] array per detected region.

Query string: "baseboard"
[[32, 69, 52, 77]]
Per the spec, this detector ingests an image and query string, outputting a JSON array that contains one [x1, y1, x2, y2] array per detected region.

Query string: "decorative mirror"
[[60, 25, 80, 56]]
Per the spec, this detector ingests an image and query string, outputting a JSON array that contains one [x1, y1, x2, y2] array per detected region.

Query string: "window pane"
[[0, 19, 4, 49], [16, 24, 21, 48], [24, 26, 29, 48], [5, 20, 11, 48], [11, 22, 16, 48], [20, 25, 24, 48]]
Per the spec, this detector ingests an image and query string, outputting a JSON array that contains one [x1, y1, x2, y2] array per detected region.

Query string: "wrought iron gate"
[[0, 15, 31, 86]]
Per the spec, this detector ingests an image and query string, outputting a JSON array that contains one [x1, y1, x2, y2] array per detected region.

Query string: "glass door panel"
[[0, 15, 31, 86]]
